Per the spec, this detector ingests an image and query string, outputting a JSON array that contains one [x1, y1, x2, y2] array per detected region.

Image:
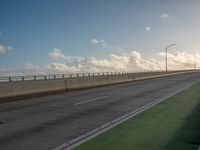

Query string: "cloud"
[[90, 39, 99, 44], [1, 50, 199, 76], [160, 13, 169, 18], [48, 48, 84, 63], [157, 51, 198, 69], [90, 38, 107, 47], [145, 26, 151, 31], [0, 45, 12, 54], [47, 63, 79, 72], [24, 63, 35, 69], [48, 48, 67, 59]]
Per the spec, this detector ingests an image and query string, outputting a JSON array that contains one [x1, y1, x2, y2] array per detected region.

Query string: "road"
[[0, 72, 200, 150]]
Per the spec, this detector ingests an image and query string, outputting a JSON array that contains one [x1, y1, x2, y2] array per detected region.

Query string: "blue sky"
[[0, 0, 200, 72]]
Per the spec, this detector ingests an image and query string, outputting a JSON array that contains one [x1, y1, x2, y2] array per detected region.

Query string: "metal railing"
[[0, 70, 196, 83], [0, 72, 132, 83]]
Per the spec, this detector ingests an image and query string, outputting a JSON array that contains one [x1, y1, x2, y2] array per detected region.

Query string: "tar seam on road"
[[73, 96, 108, 106], [52, 80, 199, 150]]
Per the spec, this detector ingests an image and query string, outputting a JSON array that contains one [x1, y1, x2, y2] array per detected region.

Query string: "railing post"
[[44, 75, 47, 80], [70, 74, 72, 78], [9, 77, 11, 82], [77, 73, 79, 77], [62, 74, 64, 78], [83, 73, 84, 77], [93, 73, 94, 77], [88, 73, 90, 77], [98, 72, 99, 76], [34, 76, 36, 80], [54, 75, 56, 79], [22, 76, 24, 81]]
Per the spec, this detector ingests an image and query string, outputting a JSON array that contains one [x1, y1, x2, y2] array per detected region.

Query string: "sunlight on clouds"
[[48, 49, 84, 62], [0, 50, 200, 76], [48, 49, 67, 59], [47, 63, 79, 72], [158, 51, 199, 69]]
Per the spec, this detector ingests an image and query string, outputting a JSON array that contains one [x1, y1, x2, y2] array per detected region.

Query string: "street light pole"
[[165, 43, 175, 72], [194, 56, 196, 70]]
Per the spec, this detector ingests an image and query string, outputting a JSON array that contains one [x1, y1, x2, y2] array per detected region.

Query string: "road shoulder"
[[73, 82, 200, 150]]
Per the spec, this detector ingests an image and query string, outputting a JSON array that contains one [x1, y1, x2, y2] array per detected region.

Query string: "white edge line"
[[73, 96, 108, 106], [52, 80, 199, 150]]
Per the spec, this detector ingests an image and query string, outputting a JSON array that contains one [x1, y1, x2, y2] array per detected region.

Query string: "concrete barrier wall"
[[0, 70, 196, 100], [0, 79, 66, 99], [65, 73, 134, 90]]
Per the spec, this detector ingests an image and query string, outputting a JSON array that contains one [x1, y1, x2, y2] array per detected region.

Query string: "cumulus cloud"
[[90, 38, 107, 47], [145, 26, 151, 31], [161, 13, 169, 18], [47, 63, 79, 73], [69, 51, 199, 72], [158, 51, 198, 69], [48, 49, 67, 59], [0, 45, 12, 54], [0, 50, 199, 76], [48, 49, 84, 62], [24, 63, 35, 69]]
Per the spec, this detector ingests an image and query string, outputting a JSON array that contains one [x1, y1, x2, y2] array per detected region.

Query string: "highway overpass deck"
[[0, 72, 200, 150]]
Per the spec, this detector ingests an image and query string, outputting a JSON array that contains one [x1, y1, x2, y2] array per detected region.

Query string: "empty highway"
[[0, 72, 200, 150]]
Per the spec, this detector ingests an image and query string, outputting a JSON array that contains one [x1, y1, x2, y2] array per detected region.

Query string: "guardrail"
[[0, 72, 134, 83], [0, 70, 197, 83]]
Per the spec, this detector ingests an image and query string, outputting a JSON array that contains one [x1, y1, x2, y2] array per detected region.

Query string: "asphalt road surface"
[[0, 72, 200, 150]]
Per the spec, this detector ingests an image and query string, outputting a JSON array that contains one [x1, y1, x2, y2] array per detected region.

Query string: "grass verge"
[[73, 82, 200, 150]]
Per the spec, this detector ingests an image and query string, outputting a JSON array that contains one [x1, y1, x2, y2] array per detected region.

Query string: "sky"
[[0, 0, 200, 76]]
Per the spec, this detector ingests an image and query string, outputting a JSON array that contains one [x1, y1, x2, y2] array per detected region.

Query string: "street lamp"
[[193, 56, 196, 70], [188, 50, 196, 70], [165, 43, 175, 72]]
